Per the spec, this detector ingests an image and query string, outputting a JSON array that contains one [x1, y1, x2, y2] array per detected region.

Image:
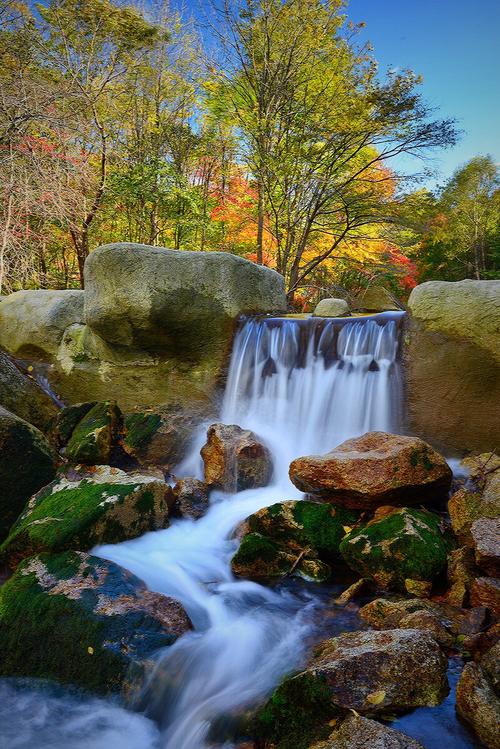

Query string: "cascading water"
[[93, 311, 405, 749]]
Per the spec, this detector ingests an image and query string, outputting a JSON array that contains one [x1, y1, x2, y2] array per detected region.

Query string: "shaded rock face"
[[471, 517, 500, 576], [339, 507, 453, 593], [0, 551, 191, 694], [0, 289, 84, 359], [456, 662, 500, 749], [201, 423, 273, 492], [406, 279, 500, 453], [65, 400, 121, 465], [84, 243, 286, 355], [255, 629, 448, 749], [471, 577, 500, 618], [353, 286, 402, 312], [172, 478, 209, 520], [52, 401, 98, 448], [0, 407, 57, 541], [313, 714, 425, 749], [448, 453, 500, 546], [447, 546, 478, 607], [0, 465, 172, 568], [289, 432, 452, 510], [312, 298, 350, 317], [0, 352, 58, 431], [231, 500, 357, 582]]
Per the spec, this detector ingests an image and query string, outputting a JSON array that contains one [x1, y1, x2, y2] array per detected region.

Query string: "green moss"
[[232, 533, 289, 577], [134, 489, 155, 514], [291, 502, 357, 559], [253, 672, 338, 749], [66, 401, 121, 464], [340, 508, 453, 591], [53, 402, 97, 447], [123, 412, 162, 453]]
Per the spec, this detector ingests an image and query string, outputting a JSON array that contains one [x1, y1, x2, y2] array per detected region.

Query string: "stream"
[[0, 313, 483, 749]]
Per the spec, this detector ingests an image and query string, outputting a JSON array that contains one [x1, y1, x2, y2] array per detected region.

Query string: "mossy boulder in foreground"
[[0, 407, 57, 541], [339, 506, 453, 594], [1, 465, 173, 568], [231, 500, 357, 582], [65, 400, 121, 464], [0, 551, 191, 694], [254, 629, 448, 749]]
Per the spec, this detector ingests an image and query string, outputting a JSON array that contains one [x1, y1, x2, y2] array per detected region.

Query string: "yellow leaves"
[[87, 646, 94, 655], [342, 525, 352, 534], [366, 689, 386, 705]]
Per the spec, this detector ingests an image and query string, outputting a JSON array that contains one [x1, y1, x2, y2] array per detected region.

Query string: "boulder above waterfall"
[[84, 243, 287, 357], [313, 298, 350, 317], [289, 432, 452, 510], [201, 423, 273, 492]]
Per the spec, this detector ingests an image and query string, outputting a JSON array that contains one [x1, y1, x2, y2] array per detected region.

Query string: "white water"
[[0, 313, 404, 749]]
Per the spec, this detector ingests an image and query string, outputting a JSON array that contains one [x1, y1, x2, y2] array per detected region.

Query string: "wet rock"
[[255, 629, 448, 748], [0, 407, 57, 541], [231, 500, 357, 582], [480, 641, 500, 694], [0, 351, 58, 431], [289, 432, 452, 510], [353, 286, 403, 312], [122, 405, 202, 471], [0, 289, 84, 359], [456, 662, 500, 749], [339, 507, 453, 593], [447, 546, 479, 607], [470, 577, 500, 618], [172, 478, 209, 519], [1, 465, 173, 568], [471, 518, 500, 576], [201, 423, 273, 492], [0, 551, 191, 694], [65, 400, 121, 464], [52, 401, 98, 448], [448, 454, 500, 545], [312, 298, 350, 317], [311, 714, 425, 749]]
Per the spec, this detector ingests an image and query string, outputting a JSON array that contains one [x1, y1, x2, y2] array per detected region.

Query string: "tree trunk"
[[256, 178, 264, 264]]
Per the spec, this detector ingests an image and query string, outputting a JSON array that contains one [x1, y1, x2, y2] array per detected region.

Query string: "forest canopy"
[[1, 0, 498, 304]]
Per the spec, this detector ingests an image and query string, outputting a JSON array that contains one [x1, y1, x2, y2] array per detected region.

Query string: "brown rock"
[[308, 628, 448, 713], [172, 478, 209, 519], [471, 517, 500, 576], [447, 546, 479, 607], [201, 423, 272, 492], [398, 610, 454, 648], [312, 714, 424, 749], [353, 286, 403, 312], [471, 577, 500, 618], [480, 641, 500, 695], [456, 662, 500, 749], [289, 432, 452, 509], [448, 455, 500, 545]]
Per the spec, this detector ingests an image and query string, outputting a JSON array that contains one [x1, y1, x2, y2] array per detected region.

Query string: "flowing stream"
[[0, 312, 480, 749]]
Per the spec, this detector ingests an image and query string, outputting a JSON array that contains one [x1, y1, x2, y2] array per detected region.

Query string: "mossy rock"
[[66, 401, 121, 464], [52, 401, 97, 447], [253, 671, 339, 749], [231, 501, 357, 582], [1, 465, 172, 568], [339, 507, 454, 593], [0, 551, 191, 694], [0, 407, 57, 541]]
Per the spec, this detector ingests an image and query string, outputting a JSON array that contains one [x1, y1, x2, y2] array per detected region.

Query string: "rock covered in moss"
[[201, 423, 273, 492], [456, 662, 500, 749], [231, 500, 357, 582], [1, 465, 173, 568], [339, 507, 453, 593], [0, 551, 191, 694], [65, 400, 121, 464], [0, 407, 57, 541], [471, 517, 500, 576], [255, 629, 448, 749], [172, 478, 209, 519], [289, 432, 452, 510], [0, 351, 59, 431], [311, 714, 425, 749], [52, 401, 97, 448]]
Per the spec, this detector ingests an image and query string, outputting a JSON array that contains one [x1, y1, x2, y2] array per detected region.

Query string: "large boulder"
[[448, 453, 500, 546], [0, 465, 173, 568], [311, 715, 424, 749], [201, 423, 273, 492], [0, 290, 84, 359], [353, 286, 402, 312], [406, 280, 500, 452], [289, 432, 452, 510], [231, 500, 357, 582], [456, 662, 500, 749], [255, 629, 448, 749], [339, 507, 453, 594], [0, 351, 58, 431], [0, 407, 57, 541], [0, 551, 191, 694], [312, 298, 350, 317]]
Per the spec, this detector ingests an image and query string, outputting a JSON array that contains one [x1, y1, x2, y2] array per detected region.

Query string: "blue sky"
[[179, 0, 499, 190]]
